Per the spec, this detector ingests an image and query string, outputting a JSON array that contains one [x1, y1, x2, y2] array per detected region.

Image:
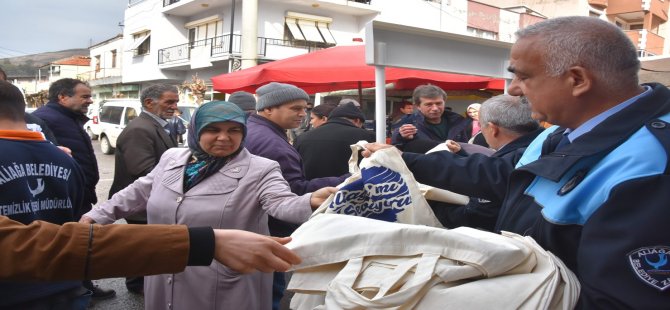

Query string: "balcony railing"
[[158, 34, 333, 65]]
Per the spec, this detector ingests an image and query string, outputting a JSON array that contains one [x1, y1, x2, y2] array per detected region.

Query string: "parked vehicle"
[[97, 99, 198, 154], [98, 99, 142, 154], [83, 102, 101, 140]]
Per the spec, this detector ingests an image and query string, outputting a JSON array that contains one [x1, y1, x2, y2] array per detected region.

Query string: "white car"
[[97, 99, 197, 154], [97, 100, 142, 154], [83, 102, 101, 140]]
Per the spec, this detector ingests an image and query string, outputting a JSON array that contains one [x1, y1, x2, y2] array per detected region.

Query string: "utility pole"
[[229, 0, 235, 55]]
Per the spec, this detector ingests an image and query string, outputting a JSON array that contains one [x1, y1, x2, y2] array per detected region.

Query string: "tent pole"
[[374, 65, 386, 143]]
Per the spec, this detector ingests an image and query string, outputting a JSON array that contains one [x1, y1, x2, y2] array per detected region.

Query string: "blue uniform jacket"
[[0, 137, 86, 307], [404, 83, 670, 308]]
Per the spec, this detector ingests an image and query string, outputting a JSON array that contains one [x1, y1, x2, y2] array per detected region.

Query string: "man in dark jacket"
[[32, 78, 116, 300], [430, 95, 543, 231], [107, 83, 179, 294], [365, 17, 670, 308], [245, 82, 347, 310], [295, 102, 375, 179], [391, 84, 468, 149]]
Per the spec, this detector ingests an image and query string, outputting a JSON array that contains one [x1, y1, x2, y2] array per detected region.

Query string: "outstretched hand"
[[213, 230, 301, 274], [309, 187, 338, 209], [361, 142, 395, 158], [78, 216, 96, 224], [445, 140, 461, 153]]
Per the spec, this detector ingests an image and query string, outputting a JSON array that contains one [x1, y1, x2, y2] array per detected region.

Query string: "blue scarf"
[[183, 101, 248, 192]]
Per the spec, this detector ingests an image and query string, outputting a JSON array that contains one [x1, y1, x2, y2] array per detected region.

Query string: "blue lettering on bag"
[[327, 166, 412, 222]]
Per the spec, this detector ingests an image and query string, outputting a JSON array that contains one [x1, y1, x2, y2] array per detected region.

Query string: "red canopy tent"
[[211, 45, 503, 94]]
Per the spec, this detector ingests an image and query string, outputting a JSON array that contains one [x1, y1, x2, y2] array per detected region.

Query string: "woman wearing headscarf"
[[81, 101, 336, 310], [465, 103, 488, 147]]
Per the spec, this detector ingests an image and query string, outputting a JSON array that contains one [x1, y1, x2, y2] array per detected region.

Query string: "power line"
[[0, 46, 36, 57]]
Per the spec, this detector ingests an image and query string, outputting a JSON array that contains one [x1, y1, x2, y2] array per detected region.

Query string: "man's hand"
[[398, 124, 418, 139], [78, 216, 96, 224], [309, 187, 338, 209], [213, 230, 301, 274], [361, 142, 395, 158], [445, 140, 461, 153], [58, 146, 72, 157]]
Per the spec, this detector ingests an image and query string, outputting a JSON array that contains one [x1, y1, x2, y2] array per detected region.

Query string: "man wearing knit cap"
[[296, 102, 375, 179], [245, 82, 349, 309], [228, 91, 256, 114], [339, 98, 361, 108]]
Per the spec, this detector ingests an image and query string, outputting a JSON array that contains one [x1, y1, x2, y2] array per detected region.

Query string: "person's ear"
[[488, 122, 500, 137], [567, 66, 592, 97]]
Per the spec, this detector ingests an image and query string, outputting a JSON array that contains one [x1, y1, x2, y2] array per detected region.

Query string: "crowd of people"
[[1, 15, 669, 309]]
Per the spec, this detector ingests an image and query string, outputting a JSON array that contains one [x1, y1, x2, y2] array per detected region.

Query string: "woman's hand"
[[309, 187, 338, 209], [78, 216, 96, 224]]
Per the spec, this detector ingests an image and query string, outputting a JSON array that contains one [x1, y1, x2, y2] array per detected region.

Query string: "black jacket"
[[109, 112, 177, 221], [294, 118, 375, 179], [391, 110, 468, 147], [33, 102, 98, 211], [430, 128, 543, 231]]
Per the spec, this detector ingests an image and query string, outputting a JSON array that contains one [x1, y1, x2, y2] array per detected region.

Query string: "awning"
[[127, 33, 150, 51], [318, 22, 336, 44], [285, 18, 305, 41], [298, 20, 324, 42]]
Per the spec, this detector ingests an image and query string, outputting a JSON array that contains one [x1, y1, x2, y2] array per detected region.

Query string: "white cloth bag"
[[287, 214, 579, 310], [311, 141, 467, 227]]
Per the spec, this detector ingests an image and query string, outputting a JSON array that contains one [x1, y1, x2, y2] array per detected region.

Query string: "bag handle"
[[347, 141, 368, 174], [325, 254, 441, 309]]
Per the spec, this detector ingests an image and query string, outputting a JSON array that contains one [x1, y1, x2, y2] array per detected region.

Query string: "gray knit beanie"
[[256, 82, 309, 110], [228, 91, 256, 112]]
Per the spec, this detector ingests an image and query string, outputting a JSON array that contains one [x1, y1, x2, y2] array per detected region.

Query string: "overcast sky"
[[1, 0, 127, 57]]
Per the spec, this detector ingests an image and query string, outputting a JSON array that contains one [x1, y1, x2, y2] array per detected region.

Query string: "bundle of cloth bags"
[[286, 214, 580, 310]]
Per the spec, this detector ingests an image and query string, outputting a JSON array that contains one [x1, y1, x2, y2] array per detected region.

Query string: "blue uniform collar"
[[518, 83, 670, 182], [566, 85, 652, 142]]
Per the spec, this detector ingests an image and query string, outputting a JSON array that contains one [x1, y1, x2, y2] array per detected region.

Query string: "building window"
[[95, 55, 101, 72], [467, 27, 498, 40], [284, 12, 336, 46], [51, 65, 60, 76], [185, 16, 223, 49], [111, 50, 117, 68], [130, 31, 151, 56]]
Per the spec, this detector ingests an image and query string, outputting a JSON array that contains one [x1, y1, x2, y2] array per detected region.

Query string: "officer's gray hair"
[[515, 16, 640, 89], [479, 95, 538, 135]]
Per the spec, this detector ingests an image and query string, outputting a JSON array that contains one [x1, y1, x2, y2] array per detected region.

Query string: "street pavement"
[[89, 139, 143, 310]]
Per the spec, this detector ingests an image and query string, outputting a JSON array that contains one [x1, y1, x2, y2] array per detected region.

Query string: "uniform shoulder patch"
[[627, 246, 670, 291]]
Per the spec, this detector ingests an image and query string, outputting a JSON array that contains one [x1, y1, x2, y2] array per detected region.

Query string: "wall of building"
[[90, 37, 123, 80], [374, 0, 469, 34], [122, 0, 188, 83]]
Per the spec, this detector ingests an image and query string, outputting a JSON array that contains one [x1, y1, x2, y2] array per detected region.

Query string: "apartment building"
[[118, 0, 544, 104], [88, 34, 141, 100], [478, 0, 670, 57]]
